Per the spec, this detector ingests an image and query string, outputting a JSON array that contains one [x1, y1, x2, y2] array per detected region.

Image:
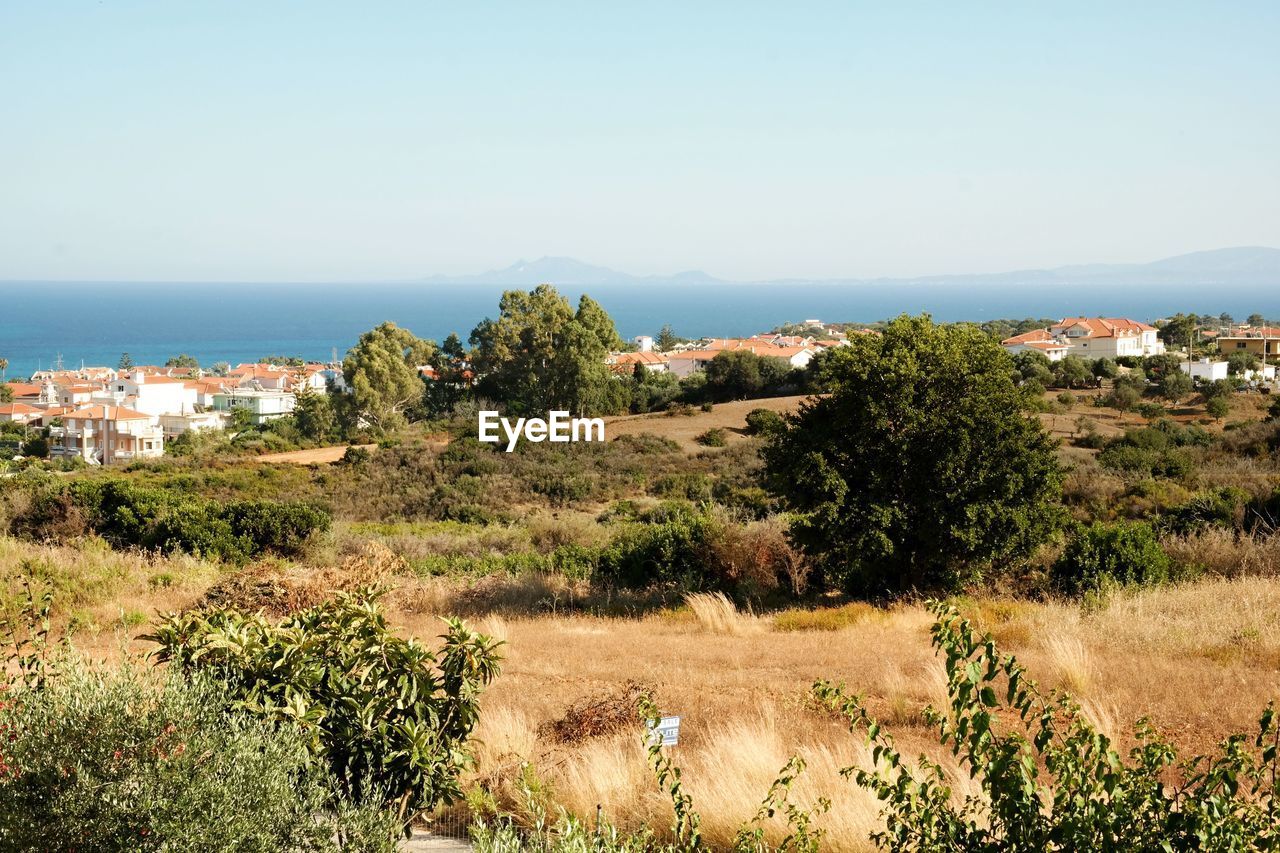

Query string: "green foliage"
[[146, 589, 502, 823], [1162, 487, 1249, 535], [1159, 369, 1193, 403], [294, 384, 337, 441], [1206, 395, 1230, 421], [656, 324, 684, 352], [1090, 357, 1118, 380], [744, 407, 785, 436], [1052, 521, 1172, 595], [696, 428, 728, 447], [597, 514, 717, 590], [703, 351, 795, 402], [0, 662, 398, 852], [1270, 396, 1280, 422], [14, 479, 329, 563], [470, 286, 627, 417], [342, 322, 436, 433], [814, 602, 1280, 851], [765, 315, 1063, 596], [1097, 422, 1208, 479], [164, 353, 200, 369], [1227, 350, 1261, 376], [1052, 356, 1091, 389]]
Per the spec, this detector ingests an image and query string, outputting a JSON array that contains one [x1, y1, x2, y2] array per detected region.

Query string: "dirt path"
[[254, 444, 375, 464]]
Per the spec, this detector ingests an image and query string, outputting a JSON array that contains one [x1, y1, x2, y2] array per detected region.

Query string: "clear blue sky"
[[2, 1, 1277, 282]]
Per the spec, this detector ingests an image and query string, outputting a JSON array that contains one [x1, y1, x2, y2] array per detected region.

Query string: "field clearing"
[[604, 396, 809, 451], [253, 443, 377, 464]]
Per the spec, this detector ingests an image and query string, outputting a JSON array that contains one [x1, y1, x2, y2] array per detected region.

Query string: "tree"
[[165, 354, 200, 369], [704, 351, 763, 400], [1159, 369, 1193, 404], [656, 324, 682, 352], [764, 315, 1062, 595], [1144, 353, 1184, 380], [0, 384, 12, 404], [1090, 358, 1118, 381], [1218, 312, 1234, 326], [1205, 396, 1229, 422], [423, 332, 471, 416], [342, 322, 436, 433], [118, 353, 134, 372], [469, 285, 626, 416], [1157, 314, 1196, 350], [209, 361, 230, 377], [0, 357, 8, 381], [1247, 313, 1265, 327], [292, 385, 335, 441], [1053, 356, 1091, 389], [1226, 350, 1260, 376]]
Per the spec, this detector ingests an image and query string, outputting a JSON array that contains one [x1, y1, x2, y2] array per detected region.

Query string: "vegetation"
[[765, 315, 1062, 595], [147, 589, 502, 823]]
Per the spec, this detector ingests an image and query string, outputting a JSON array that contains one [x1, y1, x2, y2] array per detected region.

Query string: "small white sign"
[[648, 715, 681, 747]]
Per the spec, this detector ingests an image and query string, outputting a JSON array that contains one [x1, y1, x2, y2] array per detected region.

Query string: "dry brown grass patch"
[[684, 591, 757, 634], [772, 601, 884, 632]]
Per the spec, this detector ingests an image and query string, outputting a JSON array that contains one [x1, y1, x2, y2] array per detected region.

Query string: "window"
[[1237, 342, 1247, 349]]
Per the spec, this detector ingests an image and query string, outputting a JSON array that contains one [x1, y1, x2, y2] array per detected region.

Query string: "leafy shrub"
[[597, 515, 717, 589], [815, 603, 1280, 851], [744, 408, 785, 436], [1161, 487, 1249, 535], [1051, 521, 1173, 594], [0, 662, 397, 852], [696, 428, 728, 447], [146, 589, 502, 822]]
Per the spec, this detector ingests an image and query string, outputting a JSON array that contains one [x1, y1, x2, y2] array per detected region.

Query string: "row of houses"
[[1, 362, 342, 465], [607, 328, 854, 379]]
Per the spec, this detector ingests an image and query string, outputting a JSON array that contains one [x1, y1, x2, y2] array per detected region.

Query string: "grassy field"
[[8, 527, 1277, 849]]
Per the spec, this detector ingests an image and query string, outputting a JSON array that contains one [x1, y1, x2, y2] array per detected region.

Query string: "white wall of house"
[[1181, 360, 1229, 381]]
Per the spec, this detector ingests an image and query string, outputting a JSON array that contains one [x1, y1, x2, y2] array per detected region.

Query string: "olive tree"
[[764, 315, 1062, 595]]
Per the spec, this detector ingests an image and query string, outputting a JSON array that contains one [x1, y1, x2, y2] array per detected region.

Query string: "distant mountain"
[[422, 247, 1280, 290]]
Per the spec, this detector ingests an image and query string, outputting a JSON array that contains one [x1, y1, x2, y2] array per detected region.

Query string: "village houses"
[[1001, 317, 1166, 361]]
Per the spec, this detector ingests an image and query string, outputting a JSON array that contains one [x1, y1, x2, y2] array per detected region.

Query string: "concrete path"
[[400, 832, 472, 852]]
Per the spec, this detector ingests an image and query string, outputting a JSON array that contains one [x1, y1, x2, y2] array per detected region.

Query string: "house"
[[0, 402, 41, 425], [1218, 327, 1280, 362], [1000, 330, 1073, 362], [606, 351, 669, 374], [1048, 318, 1164, 358], [667, 342, 815, 378], [1180, 359, 1230, 382], [2, 382, 43, 400], [633, 335, 654, 352], [213, 389, 296, 425], [159, 410, 231, 438], [51, 405, 165, 465], [102, 371, 199, 417]]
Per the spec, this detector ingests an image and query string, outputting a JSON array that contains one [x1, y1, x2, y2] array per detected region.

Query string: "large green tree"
[[469, 285, 627, 416], [764, 315, 1063, 595], [342, 322, 435, 432]]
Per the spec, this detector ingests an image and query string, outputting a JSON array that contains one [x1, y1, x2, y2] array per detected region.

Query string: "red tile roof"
[[64, 405, 153, 421]]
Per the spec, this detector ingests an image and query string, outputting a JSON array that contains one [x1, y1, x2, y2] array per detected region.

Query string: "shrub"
[[815, 602, 1280, 850], [146, 589, 502, 823], [1161, 487, 1249, 535], [0, 662, 397, 851], [597, 514, 717, 589], [1051, 521, 1173, 594], [696, 428, 728, 447], [744, 408, 785, 436]]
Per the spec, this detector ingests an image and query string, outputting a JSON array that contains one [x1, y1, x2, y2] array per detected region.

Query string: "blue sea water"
[[0, 279, 1276, 379]]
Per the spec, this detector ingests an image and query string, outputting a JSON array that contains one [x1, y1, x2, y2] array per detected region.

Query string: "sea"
[[0, 279, 1276, 379]]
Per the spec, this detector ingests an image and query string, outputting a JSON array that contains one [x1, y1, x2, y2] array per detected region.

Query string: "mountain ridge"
[[421, 247, 1280, 289]]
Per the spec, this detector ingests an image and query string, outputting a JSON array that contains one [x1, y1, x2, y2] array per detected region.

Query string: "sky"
[[1, 1, 1278, 283]]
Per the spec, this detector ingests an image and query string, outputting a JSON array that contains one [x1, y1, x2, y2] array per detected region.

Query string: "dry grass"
[[684, 591, 758, 635], [1162, 528, 1280, 578], [772, 601, 885, 632]]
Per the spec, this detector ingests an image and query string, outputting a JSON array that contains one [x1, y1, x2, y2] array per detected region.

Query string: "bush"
[[597, 514, 718, 589], [696, 428, 728, 447], [1052, 521, 1173, 594], [146, 589, 502, 822], [744, 408, 785, 436], [0, 662, 397, 851], [1161, 487, 1249, 535]]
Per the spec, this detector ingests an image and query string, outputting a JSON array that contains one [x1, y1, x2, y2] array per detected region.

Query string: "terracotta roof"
[[0, 403, 40, 415], [609, 351, 668, 365], [1054, 317, 1155, 338], [1221, 327, 1280, 339], [1002, 329, 1059, 346], [3, 383, 42, 398], [64, 405, 153, 421]]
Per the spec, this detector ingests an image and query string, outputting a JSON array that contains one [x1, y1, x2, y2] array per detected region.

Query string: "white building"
[[51, 405, 165, 465], [213, 389, 296, 425], [1048, 318, 1164, 359], [1000, 330, 1073, 362], [633, 335, 654, 352], [101, 371, 199, 417]]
